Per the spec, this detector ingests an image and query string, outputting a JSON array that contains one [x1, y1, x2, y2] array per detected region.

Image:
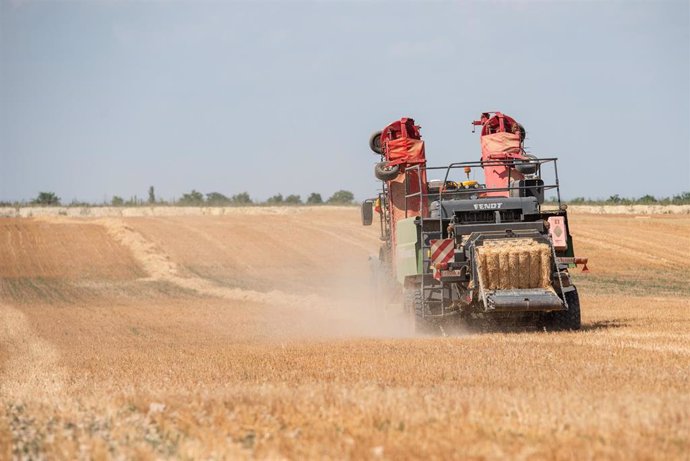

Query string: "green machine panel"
[[395, 217, 421, 284]]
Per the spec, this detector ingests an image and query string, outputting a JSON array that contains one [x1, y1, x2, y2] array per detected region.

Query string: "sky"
[[1, 0, 688, 203]]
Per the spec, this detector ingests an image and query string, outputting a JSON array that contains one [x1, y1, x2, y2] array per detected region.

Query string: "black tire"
[[411, 286, 435, 334], [374, 162, 400, 181], [544, 288, 581, 331], [369, 131, 383, 155]]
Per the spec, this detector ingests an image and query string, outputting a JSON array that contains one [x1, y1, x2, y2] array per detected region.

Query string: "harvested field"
[[1, 208, 689, 459]]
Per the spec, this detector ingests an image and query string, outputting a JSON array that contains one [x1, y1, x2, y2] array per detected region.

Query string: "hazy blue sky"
[[1, 0, 688, 203]]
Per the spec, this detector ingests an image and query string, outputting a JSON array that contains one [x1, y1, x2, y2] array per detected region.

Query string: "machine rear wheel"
[[544, 288, 581, 331], [411, 285, 434, 334]]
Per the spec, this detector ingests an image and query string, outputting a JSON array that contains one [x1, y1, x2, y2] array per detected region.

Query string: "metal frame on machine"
[[377, 182, 392, 260], [402, 158, 564, 319]]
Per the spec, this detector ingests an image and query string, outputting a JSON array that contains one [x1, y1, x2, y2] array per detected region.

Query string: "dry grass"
[[1, 209, 689, 460]]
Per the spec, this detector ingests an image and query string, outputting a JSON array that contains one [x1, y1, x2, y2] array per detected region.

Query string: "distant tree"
[[672, 192, 690, 203], [230, 192, 252, 204], [306, 193, 323, 205], [148, 186, 156, 204], [285, 194, 302, 205], [32, 192, 61, 206], [607, 194, 621, 204], [637, 194, 657, 204], [569, 197, 586, 204], [327, 190, 354, 204], [178, 190, 205, 205], [111, 196, 124, 206], [267, 193, 283, 204], [206, 192, 231, 205], [125, 195, 140, 206]]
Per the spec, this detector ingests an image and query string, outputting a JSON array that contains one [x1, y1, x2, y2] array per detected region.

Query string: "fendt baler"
[[362, 113, 588, 333]]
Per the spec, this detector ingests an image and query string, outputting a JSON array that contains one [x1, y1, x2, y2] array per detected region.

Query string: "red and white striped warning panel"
[[430, 238, 454, 280]]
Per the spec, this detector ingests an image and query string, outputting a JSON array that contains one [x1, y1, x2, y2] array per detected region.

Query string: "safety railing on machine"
[[402, 158, 563, 317]]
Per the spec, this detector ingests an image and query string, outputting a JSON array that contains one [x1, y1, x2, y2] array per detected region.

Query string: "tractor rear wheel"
[[544, 288, 581, 331], [410, 285, 434, 334]]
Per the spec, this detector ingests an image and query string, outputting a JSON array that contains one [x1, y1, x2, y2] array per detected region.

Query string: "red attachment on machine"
[[381, 118, 426, 168], [376, 117, 428, 265], [473, 112, 530, 197]]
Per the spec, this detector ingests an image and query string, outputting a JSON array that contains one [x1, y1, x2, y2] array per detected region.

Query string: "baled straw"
[[476, 239, 552, 290]]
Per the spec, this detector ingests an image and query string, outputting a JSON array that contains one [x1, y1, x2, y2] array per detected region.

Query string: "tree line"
[[7, 188, 356, 207], [566, 192, 690, 206], [5, 190, 690, 207]]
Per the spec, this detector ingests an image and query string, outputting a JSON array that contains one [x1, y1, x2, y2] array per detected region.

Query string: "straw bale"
[[518, 250, 530, 288], [527, 245, 543, 289], [506, 243, 520, 288], [476, 239, 552, 290], [486, 248, 500, 290], [497, 248, 510, 290], [540, 246, 552, 288], [476, 249, 489, 290]]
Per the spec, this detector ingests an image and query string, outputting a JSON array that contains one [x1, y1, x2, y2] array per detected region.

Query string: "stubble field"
[[1, 207, 689, 460]]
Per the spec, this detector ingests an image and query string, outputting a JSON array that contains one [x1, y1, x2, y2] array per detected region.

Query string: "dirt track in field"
[[1, 208, 689, 459]]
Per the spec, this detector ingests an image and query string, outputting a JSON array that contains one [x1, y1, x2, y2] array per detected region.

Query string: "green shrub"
[[307, 193, 323, 205], [178, 190, 204, 205], [327, 190, 354, 204], [32, 192, 60, 206]]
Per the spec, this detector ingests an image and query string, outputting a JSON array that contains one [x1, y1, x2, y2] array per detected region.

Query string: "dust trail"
[[0, 304, 66, 402], [293, 221, 375, 254], [96, 218, 416, 338], [95, 218, 329, 309], [31, 216, 413, 338]]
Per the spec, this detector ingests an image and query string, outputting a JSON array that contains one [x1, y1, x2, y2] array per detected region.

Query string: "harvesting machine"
[[362, 113, 588, 333]]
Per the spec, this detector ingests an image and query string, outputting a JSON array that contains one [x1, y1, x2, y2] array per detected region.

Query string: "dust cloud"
[[93, 213, 418, 340]]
